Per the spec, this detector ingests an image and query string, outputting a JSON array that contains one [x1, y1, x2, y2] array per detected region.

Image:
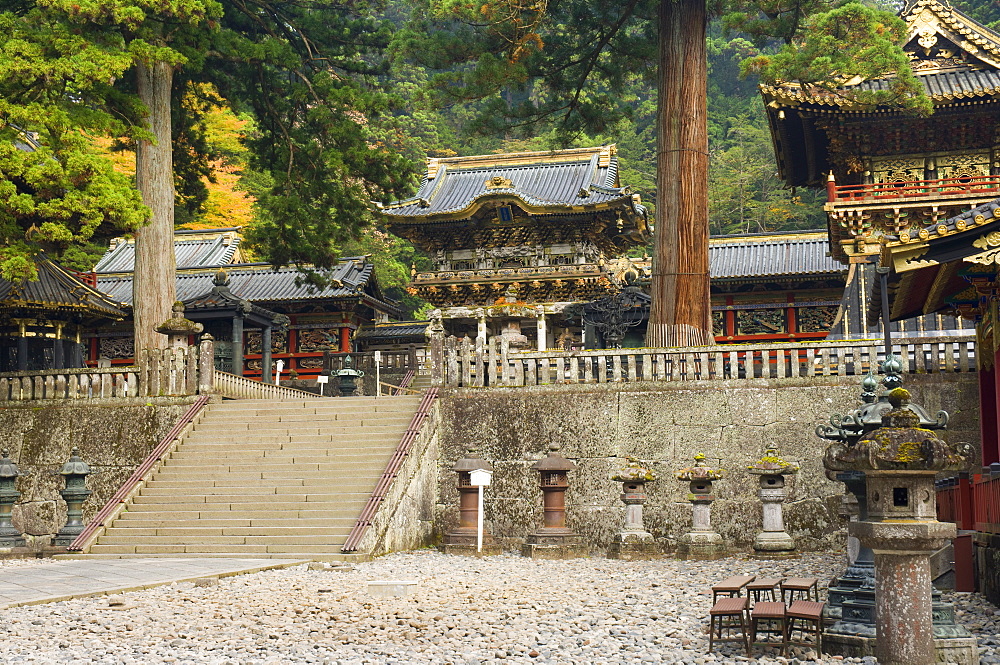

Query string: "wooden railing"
[[438, 335, 977, 388], [324, 348, 419, 372], [212, 370, 326, 400], [937, 474, 975, 530], [829, 174, 1000, 202]]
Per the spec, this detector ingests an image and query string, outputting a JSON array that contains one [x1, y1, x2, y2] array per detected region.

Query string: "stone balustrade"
[[434, 335, 977, 388]]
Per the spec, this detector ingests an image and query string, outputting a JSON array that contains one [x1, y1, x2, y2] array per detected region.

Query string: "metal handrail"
[[341, 387, 438, 553], [67, 395, 211, 551]]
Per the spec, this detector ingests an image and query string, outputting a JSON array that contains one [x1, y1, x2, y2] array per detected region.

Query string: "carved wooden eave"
[[875, 195, 1000, 320]]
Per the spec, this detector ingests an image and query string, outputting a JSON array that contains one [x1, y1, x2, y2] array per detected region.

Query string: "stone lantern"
[[440, 447, 500, 556], [607, 457, 659, 560], [674, 454, 725, 559], [335, 355, 364, 396], [747, 446, 798, 554], [824, 387, 975, 665], [155, 302, 204, 348], [0, 450, 24, 548], [820, 360, 972, 661], [53, 447, 91, 547], [522, 443, 587, 559]]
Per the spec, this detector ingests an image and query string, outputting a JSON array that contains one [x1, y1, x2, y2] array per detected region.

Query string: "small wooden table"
[[780, 577, 819, 603], [711, 575, 755, 603]]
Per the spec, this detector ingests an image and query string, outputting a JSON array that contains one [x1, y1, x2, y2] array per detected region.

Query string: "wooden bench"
[[750, 601, 787, 656], [711, 575, 755, 603], [708, 596, 750, 656], [787, 600, 825, 653], [780, 577, 819, 603]]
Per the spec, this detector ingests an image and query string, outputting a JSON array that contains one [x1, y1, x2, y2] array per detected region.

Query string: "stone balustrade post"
[[198, 333, 215, 394]]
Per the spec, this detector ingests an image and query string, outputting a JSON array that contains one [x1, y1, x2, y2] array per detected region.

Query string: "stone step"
[[146, 471, 384, 484], [102, 522, 354, 545], [199, 414, 414, 426], [211, 397, 420, 411], [135, 488, 374, 500], [171, 439, 400, 452], [182, 428, 408, 441], [158, 460, 392, 480], [192, 417, 412, 431], [97, 534, 347, 546], [141, 479, 379, 493], [87, 544, 352, 555], [161, 456, 392, 470], [126, 498, 370, 511], [115, 508, 365, 521], [111, 517, 358, 528]]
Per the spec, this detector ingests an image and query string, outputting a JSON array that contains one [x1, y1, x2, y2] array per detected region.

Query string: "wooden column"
[[340, 326, 351, 353], [645, 0, 713, 349], [53, 324, 64, 370], [262, 325, 273, 384], [232, 315, 244, 377]]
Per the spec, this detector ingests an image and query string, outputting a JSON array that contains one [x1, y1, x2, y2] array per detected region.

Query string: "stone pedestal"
[[748, 448, 797, 554], [607, 467, 659, 560], [674, 454, 725, 559], [0, 451, 24, 549]]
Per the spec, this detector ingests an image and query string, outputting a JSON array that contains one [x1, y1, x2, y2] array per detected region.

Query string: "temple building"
[[378, 145, 649, 350], [761, 0, 1000, 266], [88, 228, 399, 381], [0, 256, 127, 371]]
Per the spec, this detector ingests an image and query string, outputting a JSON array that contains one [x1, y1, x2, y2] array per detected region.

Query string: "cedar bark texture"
[[645, 0, 714, 348], [134, 60, 177, 354]]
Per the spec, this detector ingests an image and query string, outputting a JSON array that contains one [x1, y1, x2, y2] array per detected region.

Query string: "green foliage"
[[743, 1, 932, 115]]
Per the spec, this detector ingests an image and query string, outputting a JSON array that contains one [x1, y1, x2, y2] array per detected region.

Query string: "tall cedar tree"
[[398, 0, 927, 346], [0, 0, 414, 352]]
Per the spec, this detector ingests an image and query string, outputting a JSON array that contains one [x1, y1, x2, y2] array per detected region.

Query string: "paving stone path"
[[0, 550, 995, 664]]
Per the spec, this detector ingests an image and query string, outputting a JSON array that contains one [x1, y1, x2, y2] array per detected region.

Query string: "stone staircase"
[[85, 395, 423, 559]]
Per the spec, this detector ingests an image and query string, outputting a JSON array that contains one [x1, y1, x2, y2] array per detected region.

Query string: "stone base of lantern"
[[753, 530, 796, 554], [0, 533, 25, 549], [607, 531, 660, 560], [822, 632, 977, 665], [521, 529, 588, 560], [676, 530, 726, 560], [439, 528, 502, 556]]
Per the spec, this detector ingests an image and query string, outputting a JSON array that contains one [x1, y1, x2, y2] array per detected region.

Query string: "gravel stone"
[[0, 551, 993, 663]]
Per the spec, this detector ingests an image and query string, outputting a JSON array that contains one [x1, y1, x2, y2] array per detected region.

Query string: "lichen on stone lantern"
[[608, 458, 658, 560], [747, 446, 798, 553], [155, 301, 204, 349], [675, 454, 725, 559]]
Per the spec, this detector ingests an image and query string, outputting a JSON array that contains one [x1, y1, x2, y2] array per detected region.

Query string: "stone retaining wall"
[[435, 374, 980, 552], [0, 397, 199, 550]]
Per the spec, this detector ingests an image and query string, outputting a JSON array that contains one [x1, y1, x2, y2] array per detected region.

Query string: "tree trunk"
[[134, 60, 177, 354], [645, 0, 714, 348]]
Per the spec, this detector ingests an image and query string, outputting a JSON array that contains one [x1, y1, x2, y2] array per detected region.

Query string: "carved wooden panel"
[[297, 328, 340, 352], [797, 306, 839, 333], [99, 337, 134, 360], [870, 156, 925, 184], [935, 151, 990, 181], [244, 330, 288, 355], [736, 309, 786, 335]]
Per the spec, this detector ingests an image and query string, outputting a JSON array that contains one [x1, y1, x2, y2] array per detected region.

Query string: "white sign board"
[[469, 468, 492, 487], [315, 375, 329, 384]]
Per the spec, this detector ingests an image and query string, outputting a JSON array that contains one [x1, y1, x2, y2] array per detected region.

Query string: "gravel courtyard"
[[0, 550, 995, 664]]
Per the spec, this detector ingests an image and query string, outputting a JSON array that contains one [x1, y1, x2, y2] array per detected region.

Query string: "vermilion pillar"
[[340, 326, 350, 352]]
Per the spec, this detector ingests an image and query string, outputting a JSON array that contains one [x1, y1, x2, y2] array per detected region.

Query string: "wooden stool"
[[750, 601, 787, 655], [780, 577, 819, 603], [745, 577, 782, 604], [708, 596, 750, 656], [787, 600, 825, 653], [711, 575, 755, 603]]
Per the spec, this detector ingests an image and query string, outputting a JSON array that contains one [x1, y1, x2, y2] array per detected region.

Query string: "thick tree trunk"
[[645, 0, 714, 348], [134, 60, 177, 353]]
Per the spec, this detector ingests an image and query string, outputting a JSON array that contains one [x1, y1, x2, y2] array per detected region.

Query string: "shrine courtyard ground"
[[0, 551, 996, 664]]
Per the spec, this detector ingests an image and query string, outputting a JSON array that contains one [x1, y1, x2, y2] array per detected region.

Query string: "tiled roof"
[[762, 69, 1000, 106], [356, 321, 430, 341], [0, 256, 126, 318], [95, 229, 243, 272], [380, 145, 642, 219], [709, 232, 843, 279], [97, 260, 379, 306]]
